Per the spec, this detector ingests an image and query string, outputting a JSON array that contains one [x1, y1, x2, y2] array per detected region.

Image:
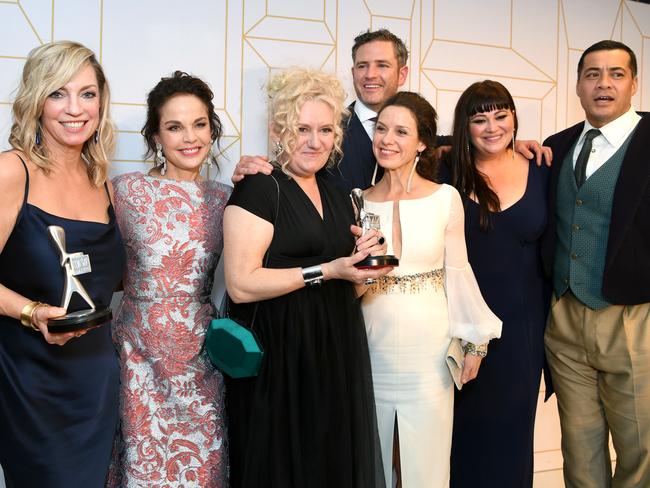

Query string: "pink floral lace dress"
[[109, 172, 231, 487]]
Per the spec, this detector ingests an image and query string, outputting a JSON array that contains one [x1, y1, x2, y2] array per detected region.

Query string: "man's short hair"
[[351, 29, 409, 68], [577, 40, 638, 78]]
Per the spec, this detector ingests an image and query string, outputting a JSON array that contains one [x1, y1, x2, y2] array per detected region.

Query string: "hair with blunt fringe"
[[447, 80, 519, 231], [9, 40, 115, 186], [266, 67, 347, 176]]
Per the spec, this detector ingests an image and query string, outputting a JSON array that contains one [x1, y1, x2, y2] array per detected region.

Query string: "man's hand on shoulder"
[[232, 155, 273, 183], [515, 139, 553, 167]]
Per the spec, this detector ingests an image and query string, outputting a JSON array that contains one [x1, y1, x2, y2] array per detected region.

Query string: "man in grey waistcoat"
[[541, 40, 650, 487]]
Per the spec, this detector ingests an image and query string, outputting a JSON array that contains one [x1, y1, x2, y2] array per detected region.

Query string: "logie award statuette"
[[46, 225, 112, 333], [350, 188, 399, 269]]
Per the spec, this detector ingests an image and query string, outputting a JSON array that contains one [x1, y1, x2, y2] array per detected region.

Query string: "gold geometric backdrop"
[[0, 1, 648, 486], [2, 0, 649, 185]]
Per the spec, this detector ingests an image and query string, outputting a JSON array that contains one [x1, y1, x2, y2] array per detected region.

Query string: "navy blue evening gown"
[[0, 157, 125, 487], [446, 160, 551, 488]]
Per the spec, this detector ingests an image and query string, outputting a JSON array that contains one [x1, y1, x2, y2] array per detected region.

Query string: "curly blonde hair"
[[266, 68, 347, 174], [9, 41, 115, 186]]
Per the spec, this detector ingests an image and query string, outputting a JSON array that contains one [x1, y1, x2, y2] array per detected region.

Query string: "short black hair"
[[351, 29, 409, 68], [142, 71, 222, 160], [577, 40, 637, 78]]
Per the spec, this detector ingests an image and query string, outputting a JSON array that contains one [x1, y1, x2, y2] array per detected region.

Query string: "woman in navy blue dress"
[[0, 41, 124, 487], [443, 81, 551, 488]]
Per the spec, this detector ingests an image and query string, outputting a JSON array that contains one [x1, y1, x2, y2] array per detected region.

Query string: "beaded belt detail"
[[369, 268, 444, 294]]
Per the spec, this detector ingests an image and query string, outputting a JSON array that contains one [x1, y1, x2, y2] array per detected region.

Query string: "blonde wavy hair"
[[9, 41, 115, 186], [266, 67, 347, 174]]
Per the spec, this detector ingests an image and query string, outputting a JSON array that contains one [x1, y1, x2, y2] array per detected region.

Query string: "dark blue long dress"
[[0, 157, 125, 487], [448, 160, 551, 488]]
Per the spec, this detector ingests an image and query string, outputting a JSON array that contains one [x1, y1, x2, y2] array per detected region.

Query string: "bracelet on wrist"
[[20, 301, 44, 331], [301, 265, 324, 286], [463, 342, 488, 358]]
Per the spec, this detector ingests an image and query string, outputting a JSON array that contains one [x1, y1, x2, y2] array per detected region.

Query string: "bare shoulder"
[[0, 152, 28, 207], [0, 152, 28, 244], [0, 151, 28, 185]]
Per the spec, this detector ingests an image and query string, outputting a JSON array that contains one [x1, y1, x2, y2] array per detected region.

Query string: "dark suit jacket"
[[541, 113, 650, 304], [321, 102, 382, 193]]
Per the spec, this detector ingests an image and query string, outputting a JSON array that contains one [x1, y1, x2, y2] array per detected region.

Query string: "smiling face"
[[576, 49, 638, 128], [154, 94, 213, 179], [40, 63, 100, 152], [351, 40, 408, 112], [285, 99, 336, 178], [468, 108, 515, 158], [373, 105, 425, 170]]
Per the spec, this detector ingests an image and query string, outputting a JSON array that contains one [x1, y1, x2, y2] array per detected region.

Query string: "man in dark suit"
[[541, 40, 650, 487], [320, 29, 408, 191], [233, 29, 547, 189]]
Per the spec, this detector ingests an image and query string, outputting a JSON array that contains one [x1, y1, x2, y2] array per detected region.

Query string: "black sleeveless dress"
[[0, 157, 125, 487], [225, 170, 384, 488]]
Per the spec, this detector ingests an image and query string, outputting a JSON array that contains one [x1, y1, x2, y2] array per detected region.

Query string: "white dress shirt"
[[573, 107, 641, 180], [354, 99, 377, 141]]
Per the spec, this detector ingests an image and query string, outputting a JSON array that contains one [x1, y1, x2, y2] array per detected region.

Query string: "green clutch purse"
[[205, 317, 264, 378], [206, 174, 278, 379]]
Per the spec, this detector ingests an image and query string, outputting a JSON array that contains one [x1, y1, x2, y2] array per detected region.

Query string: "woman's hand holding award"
[[350, 188, 399, 269]]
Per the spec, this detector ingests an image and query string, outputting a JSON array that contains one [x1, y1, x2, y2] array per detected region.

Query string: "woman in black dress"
[[223, 67, 389, 488], [445, 80, 551, 488], [0, 41, 124, 487]]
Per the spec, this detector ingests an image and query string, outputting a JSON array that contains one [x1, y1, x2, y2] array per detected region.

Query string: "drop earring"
[[155, 142, 167, 176], [35, 129, 42, 146], [274, 140, 284, 158], [204, 139, 215, 170], [94, 130, 99, 144], [406, 152, 421, 194]]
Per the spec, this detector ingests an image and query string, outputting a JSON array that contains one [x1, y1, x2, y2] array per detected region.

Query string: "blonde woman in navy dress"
[[0, 41, 124, 487]]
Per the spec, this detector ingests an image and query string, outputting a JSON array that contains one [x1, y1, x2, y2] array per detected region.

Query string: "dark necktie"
[[369, 116, 377, 123], [574, 129, 601, 187]]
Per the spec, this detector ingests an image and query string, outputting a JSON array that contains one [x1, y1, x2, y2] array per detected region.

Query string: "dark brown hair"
[[448, 80, 518, 231], [377, 91, 438, 182], [352, 29, 409, 68], [142, 71, 223, 162]]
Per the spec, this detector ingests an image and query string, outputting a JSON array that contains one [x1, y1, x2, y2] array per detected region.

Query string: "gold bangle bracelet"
[[20, 301, 43, 331]]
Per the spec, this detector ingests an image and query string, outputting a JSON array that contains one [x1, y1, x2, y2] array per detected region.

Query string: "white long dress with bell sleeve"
[[361, 184, 501, 488]]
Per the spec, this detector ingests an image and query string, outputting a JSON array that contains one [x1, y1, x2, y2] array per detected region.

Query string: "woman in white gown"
[[359, 92, 502, 487]]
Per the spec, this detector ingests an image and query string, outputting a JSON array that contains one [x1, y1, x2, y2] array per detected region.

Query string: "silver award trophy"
[[46, 225, 112, 332], [350, 188, 399, 269]]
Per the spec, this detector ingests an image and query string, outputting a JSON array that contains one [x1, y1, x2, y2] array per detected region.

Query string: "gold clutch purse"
[[446, 338, 465, 390]]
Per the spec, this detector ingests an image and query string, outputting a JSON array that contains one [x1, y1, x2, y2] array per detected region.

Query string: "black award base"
[[355, 254, 399, 270], [47, 307, 112, 333]]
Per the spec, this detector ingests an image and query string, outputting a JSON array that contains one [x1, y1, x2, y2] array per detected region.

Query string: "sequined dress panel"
[[108, 172, 231, 487]]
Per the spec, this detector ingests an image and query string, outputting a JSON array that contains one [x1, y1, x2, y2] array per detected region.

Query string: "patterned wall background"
[[1, 1, 649, 486]]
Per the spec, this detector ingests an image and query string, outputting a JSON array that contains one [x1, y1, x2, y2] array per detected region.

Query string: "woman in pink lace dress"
[[109, 72, 231, 487]]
